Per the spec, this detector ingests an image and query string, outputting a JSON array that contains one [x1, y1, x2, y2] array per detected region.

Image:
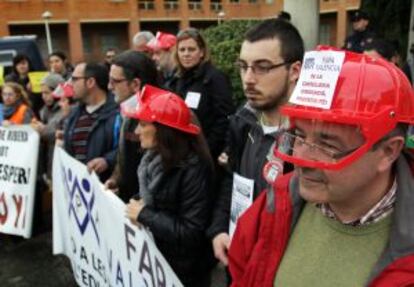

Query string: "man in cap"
[[344, 10, 375, 53], [229, 47, 414, 286], [146, 31, 177, 88]]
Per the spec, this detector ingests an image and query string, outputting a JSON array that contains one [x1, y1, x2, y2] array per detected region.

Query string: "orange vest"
[[9, 104, 29, 124]]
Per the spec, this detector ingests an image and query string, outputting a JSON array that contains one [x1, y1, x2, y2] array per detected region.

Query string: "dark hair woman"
[[48, 51, 73, 80], [170, 28, 235, 160], [4, 53, 33, 89], [125, 85, 215, 287], [1, 82, 34, 125]]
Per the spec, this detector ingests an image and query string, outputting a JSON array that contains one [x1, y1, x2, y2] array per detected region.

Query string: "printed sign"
[[185, 92, 201, 109], [53, 147, 183, 287], [290, 50, 345, 109], [229, 173, 254, 238], [0, 126, 39, 238], [28, 71, 49, 93]]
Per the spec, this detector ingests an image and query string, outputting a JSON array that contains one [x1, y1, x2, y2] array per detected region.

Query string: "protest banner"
[[53, 147, 183, 287], [0, 125, 39, 238], [28, 71, 48, 93]]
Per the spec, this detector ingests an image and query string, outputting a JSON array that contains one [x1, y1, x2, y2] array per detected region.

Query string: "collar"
[[317, 178, 397, 226], [86, 99, 106, 114]]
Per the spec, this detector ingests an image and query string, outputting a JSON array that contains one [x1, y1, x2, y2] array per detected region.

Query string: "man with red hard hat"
[[146, 31, 177, 88], [228, 47, 414, 286]]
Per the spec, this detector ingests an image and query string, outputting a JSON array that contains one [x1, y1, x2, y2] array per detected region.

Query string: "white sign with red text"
[[290, 50, 345, 109], [53, 147, 182, 287], [0, 126, 39, 238]]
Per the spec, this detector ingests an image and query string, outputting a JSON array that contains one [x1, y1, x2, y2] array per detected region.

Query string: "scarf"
[[3, 100, 22, 119], [137, 150, 164, 206]]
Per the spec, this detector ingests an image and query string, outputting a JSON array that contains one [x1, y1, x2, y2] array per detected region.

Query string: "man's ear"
[[130, 78, 142, 93], [86, 77, 96, 90], [288, 61, 302, 84], [377, 136, 405, 172]]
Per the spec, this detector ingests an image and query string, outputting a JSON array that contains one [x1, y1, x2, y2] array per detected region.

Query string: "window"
[[139, 0, 155, 10], [189, 1, 202, 10], [164, 0, 179, 10], [210, 2, 222, 11], [319, 23, 331, 45]]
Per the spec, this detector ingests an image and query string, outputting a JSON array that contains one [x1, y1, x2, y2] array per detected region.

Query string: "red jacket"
[[229, 155, 414, 287]]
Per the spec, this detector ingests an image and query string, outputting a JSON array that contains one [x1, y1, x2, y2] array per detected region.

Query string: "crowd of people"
[[1, 10, 414, 286]]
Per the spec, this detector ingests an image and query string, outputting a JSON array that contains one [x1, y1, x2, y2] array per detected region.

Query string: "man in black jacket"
[[207, 19, 304, 268], [64, 62, 120, 182], [104, 50, 158, 202]]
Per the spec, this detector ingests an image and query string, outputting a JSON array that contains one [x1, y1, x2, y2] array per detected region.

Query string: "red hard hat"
[[276, 45, 414, 170], [127, 85, 200, 135], [52, 81, 74, 99], [146, 31, 177, 51]]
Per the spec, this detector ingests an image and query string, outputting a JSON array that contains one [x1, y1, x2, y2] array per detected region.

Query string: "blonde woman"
[[1, 82, 34, 125]]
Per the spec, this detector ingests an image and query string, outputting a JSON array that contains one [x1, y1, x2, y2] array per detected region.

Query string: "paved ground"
[[0, 230, 227, 287], [0, 232, 77, 287]]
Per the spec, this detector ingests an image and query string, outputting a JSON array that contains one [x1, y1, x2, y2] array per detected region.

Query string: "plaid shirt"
[[317, 179, 397, 226]]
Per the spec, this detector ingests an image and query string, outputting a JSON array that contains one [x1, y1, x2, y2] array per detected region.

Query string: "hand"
[[218, 152, 229, 166], [2, 120, 11, 127], [87, 158, 108, 174], [126, 198, 145, 223], [104, 178, 119, 194], [31, 120, 46, 134], [212, 232, 231, 266], [55, 129, 64, 141]]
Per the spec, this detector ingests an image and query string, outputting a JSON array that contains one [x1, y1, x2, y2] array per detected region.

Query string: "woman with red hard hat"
[[125, 85, 215, 287]]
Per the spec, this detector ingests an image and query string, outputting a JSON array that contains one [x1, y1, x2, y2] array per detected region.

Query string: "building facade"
[[0, 0, 359, 63]]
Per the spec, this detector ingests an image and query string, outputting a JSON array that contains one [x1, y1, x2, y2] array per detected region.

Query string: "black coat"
[[137, 155, 215, 286], [63, 98, 120, 182], [171, 62, 235, 159], [207, 105, 293, 239]]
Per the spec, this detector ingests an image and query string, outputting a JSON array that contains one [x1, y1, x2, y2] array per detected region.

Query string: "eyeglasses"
[[2, 92, 16, 98], [109, 77, 128, 85], [235, 60, 291, 75], [70, 76, 87, 82], [279, 132, 359, 162]]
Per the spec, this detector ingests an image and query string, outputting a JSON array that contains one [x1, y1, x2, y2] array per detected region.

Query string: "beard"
[[246, 77, 290, 112]]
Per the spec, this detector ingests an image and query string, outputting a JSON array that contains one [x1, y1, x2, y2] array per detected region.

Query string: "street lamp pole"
[[42, 11, 53, 54], [217, 11, 226, 25]]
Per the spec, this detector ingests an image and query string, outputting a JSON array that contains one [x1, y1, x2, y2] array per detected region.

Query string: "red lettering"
[[0, 192, 8, 225], [12, 195, 23, 228]]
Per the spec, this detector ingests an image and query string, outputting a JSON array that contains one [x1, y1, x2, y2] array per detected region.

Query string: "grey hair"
[[132, 31, 155, 46]]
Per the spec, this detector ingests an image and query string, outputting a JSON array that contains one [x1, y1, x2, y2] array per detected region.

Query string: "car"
[[0, 35, 45, 75]]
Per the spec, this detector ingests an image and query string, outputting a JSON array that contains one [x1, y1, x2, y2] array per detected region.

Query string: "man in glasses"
[[63, 62, 120, 182], [208, 19, 304, 269], [229, 48, 414, 286], [104, 50, 158, 202]]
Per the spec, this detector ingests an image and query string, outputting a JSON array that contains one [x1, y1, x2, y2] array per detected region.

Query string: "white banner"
[[53, 147, 183, 287], [0, 125, 39, 238]]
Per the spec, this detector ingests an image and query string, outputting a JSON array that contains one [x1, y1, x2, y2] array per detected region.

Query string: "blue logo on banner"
[[62, 167, 100, 245], [304, 57, 315, 70]]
